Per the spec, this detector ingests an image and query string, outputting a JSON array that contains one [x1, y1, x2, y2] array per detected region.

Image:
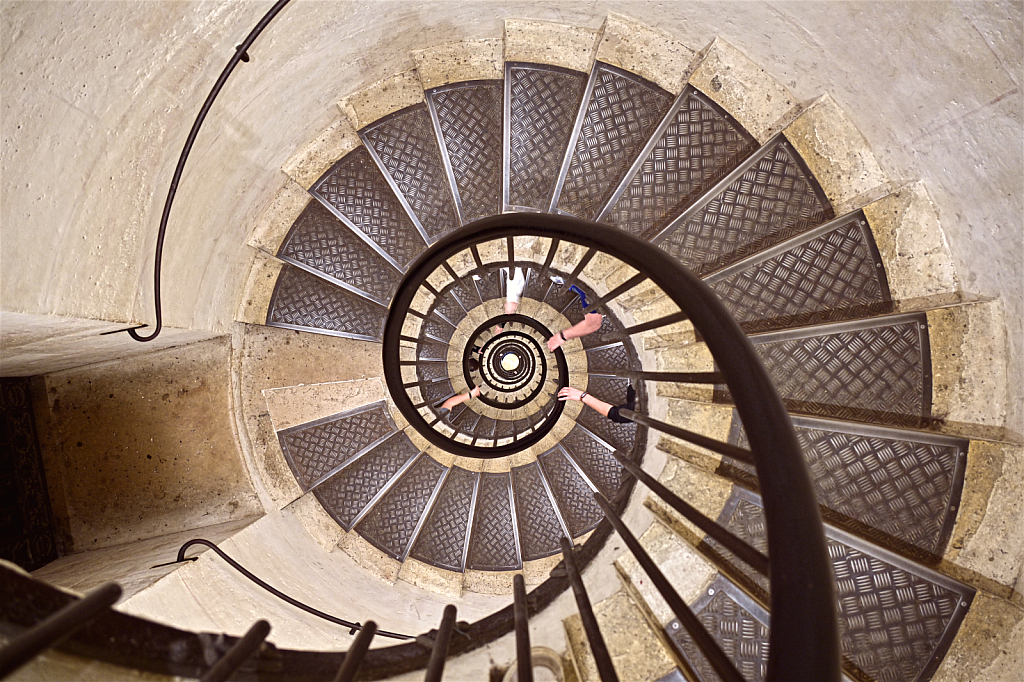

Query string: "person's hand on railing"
[[547, 311, 603, 351]]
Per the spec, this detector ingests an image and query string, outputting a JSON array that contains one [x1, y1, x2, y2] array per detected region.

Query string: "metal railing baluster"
[[609, 311, 689, 339], [559, 537, 619, 682], [333, 621, 377, 682], [584, 272, 647, 313], [0, 582, 122, 678], [617, 408, 754, 464], [200, 619, 271, 682], [424, 604, 457, 682], [607, 370, 724, 384], [593, 493, 747, 682], [513, 574, 534, 682], [607, 449, 769, 575]]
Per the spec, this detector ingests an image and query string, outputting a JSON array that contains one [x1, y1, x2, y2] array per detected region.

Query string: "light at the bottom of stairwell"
[[501, 353, 520, 371]]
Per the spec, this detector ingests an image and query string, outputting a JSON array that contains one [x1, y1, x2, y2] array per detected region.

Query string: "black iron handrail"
[[121, 0, 292, 342], [171, 539, 414, 641], [384, 214, 840, 682]]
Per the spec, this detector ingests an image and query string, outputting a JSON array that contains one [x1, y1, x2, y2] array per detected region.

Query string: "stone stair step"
[[564, 589, 679, 682]]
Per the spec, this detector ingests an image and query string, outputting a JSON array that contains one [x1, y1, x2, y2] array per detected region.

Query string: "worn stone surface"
[[615, 520, 716, 625], [464, 568, 520, 594], [281, 116, 360, 189], [646, 457, 732, 546], [338, 71, 424, 130], [689, 37, 798, 142], [284, 491, 344, 552], [398, 556, 464, 598], [864, 182, 962, 310], [338, 531, 401, 584], [30, 517, 254, 601], [235, 251, 281, 325], [0, 311, 220, 378], [246, 179, 309, 256], [931, 591, 1024, 682], [784, 94, 891, 214], [595, 13, 695, 94], [565, 589, 677, 682], [38, 336, 261, 552], [0, 646, 182, 681], [928, 301, 1008, 440], [413, 38, 504, 89], [657, 399, 733, 470], [504, 18, 597, 72], [946, 441, 1024, 598], [237, 324, 383, 510], [655, 343, 715, 402]]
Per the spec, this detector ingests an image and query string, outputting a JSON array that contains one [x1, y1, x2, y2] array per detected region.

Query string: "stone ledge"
[[398, 556, 464, 599], [504, 18, 598, 73], [246, 178, 309, 255], [337, 531, 401, 585], [945, 440, 1024, 602], [236, 251, 282, 326], [928, 300, 1008, 441], [784, 94, 892, 215], [338, 71, 424, 131], [687, 37, 799, 143], [281, 116, 360, 190], [644, 457, 733, 548], [864, 182, 962, 310], [931, 591, 1024, 682], [564, 589, 677, 682], [413, 39, 504, 90], [656, 399, 734, 472], [595, 13, 695, 95], [614, 519, 717, 626]]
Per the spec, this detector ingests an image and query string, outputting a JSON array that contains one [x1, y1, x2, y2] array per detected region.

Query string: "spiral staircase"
[[3, 12, 1017, 682]]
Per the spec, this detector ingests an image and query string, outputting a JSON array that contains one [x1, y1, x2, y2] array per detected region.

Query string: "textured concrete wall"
[[2, 1, 1020, 434]]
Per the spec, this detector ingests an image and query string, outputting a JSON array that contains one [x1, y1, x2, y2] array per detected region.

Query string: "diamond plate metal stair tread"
[[727, 414, 967, 559], [604, 87, 758, 239], [556, 63, 674, 220], [704, 211, 893, 333], [361, 103, 460, 241], [702, 488, 973, 682], [656, 136, 835, 277], [267, 264, 388, 341], [715, 314, 931, 428]]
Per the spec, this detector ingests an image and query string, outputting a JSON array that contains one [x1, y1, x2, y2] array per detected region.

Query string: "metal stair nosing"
[[399, 464, 453, 563]]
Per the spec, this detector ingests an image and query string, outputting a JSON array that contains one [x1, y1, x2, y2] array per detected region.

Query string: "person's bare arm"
[[494, 300, 519, 334], [441, 385, 481, 411], [557, 385, 612, 417], [548, 312, 603, 351]]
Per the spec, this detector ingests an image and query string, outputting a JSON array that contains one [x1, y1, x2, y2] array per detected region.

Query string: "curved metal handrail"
[[122, 0, 292, 342], [385, 214, 841, 682]]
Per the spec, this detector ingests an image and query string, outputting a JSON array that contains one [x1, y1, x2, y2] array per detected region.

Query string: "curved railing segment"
[[384, 214, 841, 682], [122, 0, 293, 342]]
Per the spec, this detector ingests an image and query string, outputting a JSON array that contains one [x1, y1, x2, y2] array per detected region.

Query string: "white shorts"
[[504, 267, 528, 304]]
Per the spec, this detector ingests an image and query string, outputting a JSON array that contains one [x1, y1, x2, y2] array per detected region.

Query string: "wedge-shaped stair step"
[[577, 373, 638, 455], [312, 431, 420, 531], [355, 454, 447, 561], [709, 487, 974, 682], [538, 445, 604, 537], [512, 462, 570, 561], [277, 401, 397, 492], [310, 146, 427, 269], [472, 266, 505, 303], [560, 423, 627, 498], [276, 199, 403, 305], [504, 62, 588, 212], [466, 472, 521, 571], [410, 466, 478, 572], [715, 312, 931, 428], [360, 103, 460, 242], [426, 285, 469, 328], [652, 135, 834, 277], [600, 85, 758, 239], [420, 378, 456, 409], [704, 210, 892, 333], [267, 264, 388, 341], [724, 413, 967, 560], [553, 62, 674, 219], [427, 80, 504, 223], [667, 574, 769, 682], [565, 590, 678, 682]]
